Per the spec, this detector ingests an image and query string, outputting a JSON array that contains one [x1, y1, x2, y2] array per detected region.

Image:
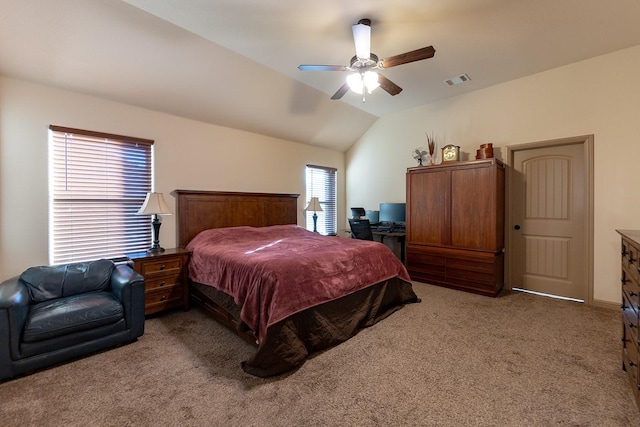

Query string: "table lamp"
[[137, 192, 172, 253], [305, 197, 323, 233]]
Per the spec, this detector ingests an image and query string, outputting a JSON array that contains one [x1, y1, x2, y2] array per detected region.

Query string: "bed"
[[173, 190, 419, 377]]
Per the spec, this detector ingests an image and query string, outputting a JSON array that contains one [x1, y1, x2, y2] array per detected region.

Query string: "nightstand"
[[127, 248, 190, 316]]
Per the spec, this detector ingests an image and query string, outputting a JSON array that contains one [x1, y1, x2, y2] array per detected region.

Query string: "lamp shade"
[[305, 197, 323, 212], [136, 192, 172, 215]]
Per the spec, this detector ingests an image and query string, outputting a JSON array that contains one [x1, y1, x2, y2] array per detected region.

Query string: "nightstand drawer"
[[145, 287, 184, 315], [145, 274, 181, 291], [146, 286, 183, 304], [138, 258, 183, 276]]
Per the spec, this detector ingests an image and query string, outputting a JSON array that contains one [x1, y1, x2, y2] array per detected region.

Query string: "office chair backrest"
[[348, 218, 374, 241]]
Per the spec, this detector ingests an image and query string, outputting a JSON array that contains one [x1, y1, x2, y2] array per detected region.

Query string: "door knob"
[[514, 225, 521, 230]]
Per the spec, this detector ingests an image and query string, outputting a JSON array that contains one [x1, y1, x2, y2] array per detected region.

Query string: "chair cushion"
[[20, 259, 114, 303], [23, 291, 124, 343]]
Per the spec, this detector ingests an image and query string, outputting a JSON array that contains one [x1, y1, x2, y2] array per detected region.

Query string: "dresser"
[[617, 229, 640, 410], [406, 159, 505, 296], [128, 248, 190, 315]]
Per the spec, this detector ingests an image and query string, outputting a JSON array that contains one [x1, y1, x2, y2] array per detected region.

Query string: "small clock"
[[441, 144, 460, 162]]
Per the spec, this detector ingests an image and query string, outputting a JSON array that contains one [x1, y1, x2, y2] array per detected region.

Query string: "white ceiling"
[[2, 0, 640, 152]]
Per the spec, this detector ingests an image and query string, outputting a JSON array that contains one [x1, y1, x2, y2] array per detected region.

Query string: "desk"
[[372, 230, 406, 263], [339, 228, 406, 263]]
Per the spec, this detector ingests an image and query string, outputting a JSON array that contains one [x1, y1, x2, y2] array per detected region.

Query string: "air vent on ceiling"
[[444, 73, 471, 86]]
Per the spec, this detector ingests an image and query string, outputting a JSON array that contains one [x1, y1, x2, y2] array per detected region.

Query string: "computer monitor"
[[365, 210, 379, 224], [378, 203, 406, 225], [350, 207, 366, 219]]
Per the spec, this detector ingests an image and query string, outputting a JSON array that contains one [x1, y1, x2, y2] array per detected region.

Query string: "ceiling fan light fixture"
[[346, 72, 364, 94], [346, 71, 379, 94], [363, 70, 380, 92], [298, 19, 434, 101], [352, 21, 371, 60]]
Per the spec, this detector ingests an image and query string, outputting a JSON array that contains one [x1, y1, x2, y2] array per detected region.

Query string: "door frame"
[[505, 135, 594, 305]]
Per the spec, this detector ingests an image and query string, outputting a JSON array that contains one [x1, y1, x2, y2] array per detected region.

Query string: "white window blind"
[[49, 125, 153, 264], [305, 164, 337, 235]]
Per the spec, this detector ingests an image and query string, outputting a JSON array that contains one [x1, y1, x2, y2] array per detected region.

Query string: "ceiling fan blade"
[[331, 83, 350, 100], [352, 19, 371, 60], [380, 46, 436, 68], [378, 74, 403, 96], [298, 65, 348, 71]]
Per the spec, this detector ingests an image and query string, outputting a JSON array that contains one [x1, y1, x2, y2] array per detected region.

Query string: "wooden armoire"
[[405, 159, 505, 296]]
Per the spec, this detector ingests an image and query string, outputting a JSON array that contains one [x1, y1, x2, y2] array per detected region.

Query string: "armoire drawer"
[[405, 245, 503, 296]]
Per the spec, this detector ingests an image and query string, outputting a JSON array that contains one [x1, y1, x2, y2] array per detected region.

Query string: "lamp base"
[[148, 214, 165, 253]]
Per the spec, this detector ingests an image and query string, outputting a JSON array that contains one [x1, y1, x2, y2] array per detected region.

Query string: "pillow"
[[62, 259, 114, 297], [20, 264, 67, 303], [20, 259, 115, 303]]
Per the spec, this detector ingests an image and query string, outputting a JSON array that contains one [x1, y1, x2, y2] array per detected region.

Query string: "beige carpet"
[[0, 282, 638, 426]]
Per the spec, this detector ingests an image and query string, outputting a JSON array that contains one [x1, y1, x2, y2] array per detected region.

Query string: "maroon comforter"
[[186, 225, 412, 343]]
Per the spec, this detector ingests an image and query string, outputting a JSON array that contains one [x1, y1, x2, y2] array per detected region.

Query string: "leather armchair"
[[0, 259, 145, 381]]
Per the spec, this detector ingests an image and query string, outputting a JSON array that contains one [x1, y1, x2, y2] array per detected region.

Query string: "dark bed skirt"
[[190, 278, 420, 377]]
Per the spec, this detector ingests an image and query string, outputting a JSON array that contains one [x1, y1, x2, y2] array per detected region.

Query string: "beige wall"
[[346, 44, 640, 305], [4, 44, 640, 304], [0, 76, 344, 280]]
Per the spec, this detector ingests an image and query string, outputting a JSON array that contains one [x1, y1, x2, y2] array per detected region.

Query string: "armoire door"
[[406, 168, 450, 245], [451, 164, 504, 251]]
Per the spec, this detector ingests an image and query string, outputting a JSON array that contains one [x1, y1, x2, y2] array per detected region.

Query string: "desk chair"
[[348, 218, 374, 240]]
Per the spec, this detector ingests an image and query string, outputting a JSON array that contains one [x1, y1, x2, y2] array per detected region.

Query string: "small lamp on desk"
[[137, 192, 172, 253], [305, 197, 323, 233]]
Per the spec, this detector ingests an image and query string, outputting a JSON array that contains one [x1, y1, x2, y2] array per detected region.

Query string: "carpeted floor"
[[0, 282, 638, 426]]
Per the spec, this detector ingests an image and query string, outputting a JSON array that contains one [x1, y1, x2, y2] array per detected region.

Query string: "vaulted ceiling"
[[2, 0, 640, 151]]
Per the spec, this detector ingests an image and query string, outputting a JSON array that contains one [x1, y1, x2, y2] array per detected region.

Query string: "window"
[[305, 165, 337, 235], [49, 125, 153, 264]]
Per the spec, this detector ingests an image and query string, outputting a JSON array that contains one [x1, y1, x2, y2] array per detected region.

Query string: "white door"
[[509, 141, 589, 301]]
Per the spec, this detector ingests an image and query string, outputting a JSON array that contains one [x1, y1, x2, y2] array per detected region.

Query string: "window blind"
[[49, 125, 153, 264], [305, 164, 337, 235]]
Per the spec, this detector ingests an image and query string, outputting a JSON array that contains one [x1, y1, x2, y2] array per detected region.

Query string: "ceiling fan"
[[298, 19, 436, 101]]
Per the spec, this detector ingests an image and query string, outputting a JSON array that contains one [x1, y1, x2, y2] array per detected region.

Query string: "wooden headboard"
[[172, 190, 300, 248]]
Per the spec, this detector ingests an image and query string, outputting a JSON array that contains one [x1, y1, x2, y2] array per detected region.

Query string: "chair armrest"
[[0, 276, 30, 309], [110, 264, 144, 302], [110, 264, 145, 338], [0, 276, 31, 362]]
